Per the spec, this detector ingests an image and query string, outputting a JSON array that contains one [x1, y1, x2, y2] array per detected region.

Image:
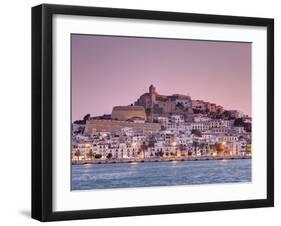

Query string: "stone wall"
[[84, 119, 161, 135], [111, 106, 147, 121]]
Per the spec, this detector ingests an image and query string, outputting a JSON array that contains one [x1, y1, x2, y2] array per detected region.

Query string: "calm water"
[[71, 159, 251, 190]]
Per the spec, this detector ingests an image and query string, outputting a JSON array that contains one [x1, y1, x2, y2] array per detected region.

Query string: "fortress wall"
[[111, 109, 146, 121], [84, 119, 161, 135]]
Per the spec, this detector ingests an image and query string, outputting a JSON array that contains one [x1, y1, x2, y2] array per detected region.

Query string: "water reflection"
[[72, 159, 251, 190]]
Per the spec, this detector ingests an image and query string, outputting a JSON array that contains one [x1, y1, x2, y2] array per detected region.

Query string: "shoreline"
[[72, 155, 251, 165]]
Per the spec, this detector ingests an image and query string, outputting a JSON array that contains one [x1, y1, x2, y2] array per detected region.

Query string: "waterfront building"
[[246, 144, 252, 155], [72, 142, 93, 161], [238, 139, 247, 154]]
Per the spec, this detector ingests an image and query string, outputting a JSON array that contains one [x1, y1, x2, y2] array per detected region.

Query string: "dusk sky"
[[72, 34, 251, 121]]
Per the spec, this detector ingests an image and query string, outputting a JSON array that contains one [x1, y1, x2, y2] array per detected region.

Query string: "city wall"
[[84, 119, 161, 135]]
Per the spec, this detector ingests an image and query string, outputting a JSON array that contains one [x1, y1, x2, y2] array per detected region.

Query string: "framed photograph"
[[32, 4, 274, 221]]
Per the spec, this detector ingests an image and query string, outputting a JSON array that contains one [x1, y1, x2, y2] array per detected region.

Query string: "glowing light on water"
[[72, 159, 252, 190]]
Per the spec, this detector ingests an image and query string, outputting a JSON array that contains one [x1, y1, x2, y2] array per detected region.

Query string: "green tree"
[[216, 143, 225, 155], [140, 143, 148, 159], [191, 129, 202, 137], [86, 149, 94, 160], [74, 149, 82, 161], [83, 114, 91, 123], [199, 143, 208, 155], [106, 153, 112, 159], [234, 118, 245, 127], [148, 139, 155, 148], [160, 125, 166, 131], [94, 153, 102, 159], [192, 141, 199, 155], [179, 144, 185, 151]]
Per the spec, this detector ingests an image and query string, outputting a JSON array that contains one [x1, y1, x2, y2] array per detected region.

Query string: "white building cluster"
[[72, 113, 251, 162]]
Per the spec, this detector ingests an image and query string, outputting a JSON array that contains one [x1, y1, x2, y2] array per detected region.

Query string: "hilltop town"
[[72, 85, 252, 163]]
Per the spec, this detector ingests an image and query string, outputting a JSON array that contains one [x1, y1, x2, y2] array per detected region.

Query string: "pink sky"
[[72, 34, 251, 121]]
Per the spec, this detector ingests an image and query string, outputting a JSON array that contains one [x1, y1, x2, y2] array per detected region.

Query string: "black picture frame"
[[32, 3, 274, 222]]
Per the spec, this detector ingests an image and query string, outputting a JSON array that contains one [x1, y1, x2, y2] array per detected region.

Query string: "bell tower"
[[148, 85, 156, 121], [149, 85, 156, 107], [149, 84, 156, 95]]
